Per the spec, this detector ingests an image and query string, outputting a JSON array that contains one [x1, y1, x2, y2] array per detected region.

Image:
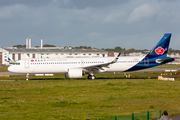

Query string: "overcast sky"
[[0, 0, 180, 50]]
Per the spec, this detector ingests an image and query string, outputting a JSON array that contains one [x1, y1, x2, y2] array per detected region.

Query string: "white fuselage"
[[8, 56, 144, 74]]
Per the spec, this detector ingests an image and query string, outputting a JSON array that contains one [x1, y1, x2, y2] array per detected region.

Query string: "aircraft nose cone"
[[8, 66, 14, 72]]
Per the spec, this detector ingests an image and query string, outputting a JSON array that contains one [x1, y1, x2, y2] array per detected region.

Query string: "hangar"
[[0, 47, 108, 65], [0, 38, 108, 65]]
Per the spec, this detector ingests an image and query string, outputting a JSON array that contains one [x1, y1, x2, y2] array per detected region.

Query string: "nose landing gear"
[[26, 73, 29, 80]]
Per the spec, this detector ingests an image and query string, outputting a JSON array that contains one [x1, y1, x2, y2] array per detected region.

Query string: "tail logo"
[[155, 47, 165, 55]]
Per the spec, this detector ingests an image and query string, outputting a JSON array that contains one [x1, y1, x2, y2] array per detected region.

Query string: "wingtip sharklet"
[[114, 53, 121, 62], [117, 53, 121, 57]]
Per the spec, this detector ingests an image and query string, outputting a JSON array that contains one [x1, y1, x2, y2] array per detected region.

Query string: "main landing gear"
[[87, 71, 96, 80], [87, 75, 96, 80]]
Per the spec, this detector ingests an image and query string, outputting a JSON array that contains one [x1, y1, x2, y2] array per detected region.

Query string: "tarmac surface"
[[0, 72, 25, 75], [169, 114, 180, 120], [154, 115, 180, 120], [138, 67, 180, 71]]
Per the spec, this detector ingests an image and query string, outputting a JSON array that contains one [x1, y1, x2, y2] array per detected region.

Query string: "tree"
[[114, 46, 123, 52], [13, 45, 26, 48], [43, 44, 56, 47]]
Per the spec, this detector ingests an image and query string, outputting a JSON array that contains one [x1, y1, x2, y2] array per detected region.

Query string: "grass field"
[[0, 66, 9, 72], [0, 70, 180, 120]]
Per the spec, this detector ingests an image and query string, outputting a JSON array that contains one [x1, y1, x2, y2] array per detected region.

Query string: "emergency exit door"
[[25, 60, 29, 68]]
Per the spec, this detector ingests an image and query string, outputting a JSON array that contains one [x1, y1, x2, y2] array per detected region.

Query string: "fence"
[[96, 110, 180, 120]]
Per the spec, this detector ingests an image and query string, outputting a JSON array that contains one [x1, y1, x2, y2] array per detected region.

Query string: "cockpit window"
[[13, 63, 20, 65]]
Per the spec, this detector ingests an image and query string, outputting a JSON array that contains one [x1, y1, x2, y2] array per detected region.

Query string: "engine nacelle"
[[65, 68, 83, 78]]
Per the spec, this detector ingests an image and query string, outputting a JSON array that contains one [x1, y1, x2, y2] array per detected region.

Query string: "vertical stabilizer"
[[145, 33, 171, 59], [125, 33, 173, 72]]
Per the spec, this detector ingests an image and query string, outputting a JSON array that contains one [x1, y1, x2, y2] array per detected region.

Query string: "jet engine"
[[65, 68, 83, 78]]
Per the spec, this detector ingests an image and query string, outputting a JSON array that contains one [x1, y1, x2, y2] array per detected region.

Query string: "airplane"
[[7, 55, 16, 64], [8, 33, 174, 80], [7, 54, 30, 65]]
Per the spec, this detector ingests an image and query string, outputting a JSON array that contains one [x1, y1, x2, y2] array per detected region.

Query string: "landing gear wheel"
[[91, 75, 95, 80], [26, 73, 29, 81], [88, 75, 96, 80]]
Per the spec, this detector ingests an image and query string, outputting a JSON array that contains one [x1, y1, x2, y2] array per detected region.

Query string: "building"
[[0, 47, 108, 65], [0, 48, 9, 65], [108, 52, 148, 57], [0, 38, 109, 65], [167, 53, 180, 64]]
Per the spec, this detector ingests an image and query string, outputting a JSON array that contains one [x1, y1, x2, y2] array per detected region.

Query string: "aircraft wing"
[[82, 53, 121, 72]]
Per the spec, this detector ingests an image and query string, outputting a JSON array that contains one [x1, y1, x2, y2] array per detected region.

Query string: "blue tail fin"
[[125, 33, 174, 72], [145, 33, 171, 59], [7, 55, 16, 64]]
